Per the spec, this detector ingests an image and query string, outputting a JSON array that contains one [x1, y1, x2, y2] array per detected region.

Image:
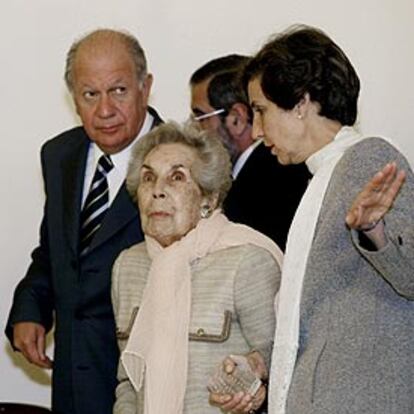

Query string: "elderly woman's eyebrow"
[[141, 163, 186, 172], [171, 164, 186, 170]]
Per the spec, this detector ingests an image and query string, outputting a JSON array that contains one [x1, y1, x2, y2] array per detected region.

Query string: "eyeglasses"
[[192, 108, 227, 122]]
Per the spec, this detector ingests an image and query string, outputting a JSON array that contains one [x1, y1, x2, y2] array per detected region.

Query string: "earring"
[[297, 114, 303, 120], [200, 205, 211, 219]]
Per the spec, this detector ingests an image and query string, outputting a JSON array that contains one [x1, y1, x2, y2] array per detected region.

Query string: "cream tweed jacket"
[[112, 242, 280, 414]]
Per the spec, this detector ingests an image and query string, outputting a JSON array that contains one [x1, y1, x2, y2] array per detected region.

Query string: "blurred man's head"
[[65, 29, 153, 154], [190, 55, 252, 164]]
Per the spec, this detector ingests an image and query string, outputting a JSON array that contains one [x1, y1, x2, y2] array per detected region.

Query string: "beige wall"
[[1, 0, 413, 407]]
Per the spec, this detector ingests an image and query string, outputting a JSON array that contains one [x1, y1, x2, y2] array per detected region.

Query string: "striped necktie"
[[80, 154, 114, 256]]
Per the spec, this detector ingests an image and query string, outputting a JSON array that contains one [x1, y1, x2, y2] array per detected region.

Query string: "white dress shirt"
[[82, 111, 154, 207], [232, 139, 262, 179]]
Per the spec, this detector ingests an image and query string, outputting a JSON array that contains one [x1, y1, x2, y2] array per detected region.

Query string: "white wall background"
[[1, 0, 413, 408]]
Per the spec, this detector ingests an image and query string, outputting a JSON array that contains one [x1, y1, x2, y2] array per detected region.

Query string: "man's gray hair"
[[64, 28, 147, 92], [127, 121, 232, 207]]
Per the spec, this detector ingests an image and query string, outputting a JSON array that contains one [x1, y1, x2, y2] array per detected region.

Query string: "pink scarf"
[[121, 210, 283, 414]]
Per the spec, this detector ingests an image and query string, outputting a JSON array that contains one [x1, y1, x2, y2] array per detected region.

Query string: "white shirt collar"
[[83, 111, 154, 206], [306, 126, 362, 175], [232, 139, 262, 179], [92, 111, 154, 168]]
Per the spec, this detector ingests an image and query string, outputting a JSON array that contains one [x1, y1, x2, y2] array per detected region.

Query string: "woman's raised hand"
[[346, 162, 405, 248]]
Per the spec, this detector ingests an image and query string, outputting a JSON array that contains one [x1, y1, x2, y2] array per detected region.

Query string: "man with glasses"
[[190, 55, 309, 250]]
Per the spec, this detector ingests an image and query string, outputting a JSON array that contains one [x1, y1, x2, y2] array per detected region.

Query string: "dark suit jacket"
[[223, 142, 309, 251], [5, 108, 162, 414]]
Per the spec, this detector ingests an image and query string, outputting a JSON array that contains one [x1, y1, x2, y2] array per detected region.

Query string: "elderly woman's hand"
[[345, 161, 405, 248], [208, 351, 267, 413]]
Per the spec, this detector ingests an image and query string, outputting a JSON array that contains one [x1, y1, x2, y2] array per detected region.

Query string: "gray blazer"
[[286, 138, 414, 414], [112, 242, 281, 414]]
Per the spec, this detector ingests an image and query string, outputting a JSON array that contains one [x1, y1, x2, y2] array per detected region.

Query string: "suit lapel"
[[148, 106, 163, 128], [87, 184, 139, 253], [61, 132, 89, 256]]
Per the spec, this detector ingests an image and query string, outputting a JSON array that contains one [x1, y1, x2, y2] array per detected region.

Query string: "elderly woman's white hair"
[[126, 121, 233, 207]]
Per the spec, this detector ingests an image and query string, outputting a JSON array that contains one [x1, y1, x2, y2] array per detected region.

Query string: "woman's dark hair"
[[243, 25, 360, 125]]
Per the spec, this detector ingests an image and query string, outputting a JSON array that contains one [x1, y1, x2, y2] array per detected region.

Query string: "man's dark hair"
[[208, 69, 253, 123], [242, 24, 360, 125], [190, 54, 249, 85]]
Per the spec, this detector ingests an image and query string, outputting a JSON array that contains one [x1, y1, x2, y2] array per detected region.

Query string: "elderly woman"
[[111, 121, 282, 414], [233, 25, 414, 414]]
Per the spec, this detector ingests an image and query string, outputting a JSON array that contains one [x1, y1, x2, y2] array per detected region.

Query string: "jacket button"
[[196, 328, 205, 337]]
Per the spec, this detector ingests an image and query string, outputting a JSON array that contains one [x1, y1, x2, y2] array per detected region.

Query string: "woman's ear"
[[200, 193, 219, 213], [294, 93, 311, 119]]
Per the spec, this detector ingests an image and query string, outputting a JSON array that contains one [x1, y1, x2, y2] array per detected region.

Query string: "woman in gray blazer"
[[111, 121, 283, 414], [242, 25, 414, 414]]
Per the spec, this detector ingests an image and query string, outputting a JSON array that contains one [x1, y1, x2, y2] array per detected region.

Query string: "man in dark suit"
[[5, 29, 162, 414], [190, 56, 309, 250]]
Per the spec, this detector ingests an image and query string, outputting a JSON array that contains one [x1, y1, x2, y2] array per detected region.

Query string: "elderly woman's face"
[[248, 77, 312, 165], [137, 143, 205, 247]]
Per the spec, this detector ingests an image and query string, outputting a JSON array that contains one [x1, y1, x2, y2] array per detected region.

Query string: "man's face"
[[72, 41, 152, 154], [191, 79, 239, 162]]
